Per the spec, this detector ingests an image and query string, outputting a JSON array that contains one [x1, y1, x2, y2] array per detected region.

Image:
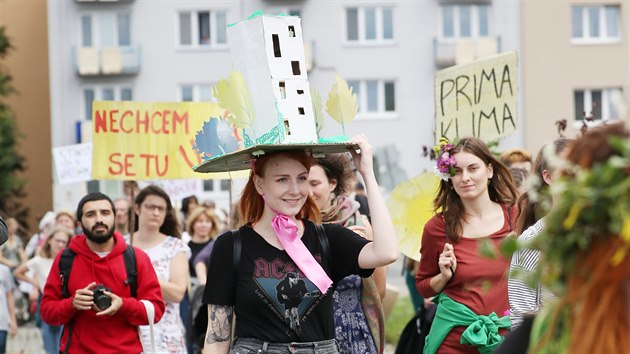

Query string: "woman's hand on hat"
[[349, 134, 374, 177]]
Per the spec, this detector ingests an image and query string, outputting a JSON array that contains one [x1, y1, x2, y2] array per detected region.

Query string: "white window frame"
[[78, 12, 132, 48], [344, 6, 395, 45], [82, 85, 133, 120], [571, 5, 621, 45], [178, 84, 216, 102], [573, 88, 623, 128], [439, 4, 490, 40], [348, 79, 397, 120], [176, 9, 229, 50]]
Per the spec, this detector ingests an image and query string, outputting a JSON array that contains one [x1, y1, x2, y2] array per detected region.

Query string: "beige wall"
[[0, 1, 52, 233], [522, 0, 630, 154]]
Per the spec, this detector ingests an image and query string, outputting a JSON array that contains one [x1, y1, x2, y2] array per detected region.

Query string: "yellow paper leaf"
[[311, 88, 324, 135], [213, 71, 254, 129], [325, 75, 358, 128]]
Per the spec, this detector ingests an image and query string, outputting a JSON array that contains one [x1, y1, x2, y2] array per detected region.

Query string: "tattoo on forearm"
[[206, 305, 233, 345]]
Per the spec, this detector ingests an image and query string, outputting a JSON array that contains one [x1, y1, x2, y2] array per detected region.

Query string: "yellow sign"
[[92, 101, 235, 180], [434, 51, 518, 143]]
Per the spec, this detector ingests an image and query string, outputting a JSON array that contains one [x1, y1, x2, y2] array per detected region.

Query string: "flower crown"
[[526, 135, 630, 293], [433, 137, 458, 181]]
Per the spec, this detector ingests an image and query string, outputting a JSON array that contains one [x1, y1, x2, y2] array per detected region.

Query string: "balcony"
[[73, 46, 141, 77], [433, 37, 501, 69]]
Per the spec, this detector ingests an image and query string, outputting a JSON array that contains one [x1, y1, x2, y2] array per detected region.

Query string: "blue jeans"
[[41, 322, 62, 354], [230, 337, 339, 354], [0, 330, 7, 354]]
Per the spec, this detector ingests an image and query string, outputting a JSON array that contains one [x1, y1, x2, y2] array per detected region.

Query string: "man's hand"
[[72, 282, 96, 311], [95, 290, 122, 316]]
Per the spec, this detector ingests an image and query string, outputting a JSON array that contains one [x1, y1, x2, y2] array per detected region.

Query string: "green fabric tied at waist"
[[423, 293, 511, 354]]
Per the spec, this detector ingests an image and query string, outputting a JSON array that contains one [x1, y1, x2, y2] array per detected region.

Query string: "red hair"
[[239, 151, 321, 225]]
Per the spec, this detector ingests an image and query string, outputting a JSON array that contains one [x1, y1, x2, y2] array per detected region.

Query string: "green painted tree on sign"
[[0, 27, 28, 228]]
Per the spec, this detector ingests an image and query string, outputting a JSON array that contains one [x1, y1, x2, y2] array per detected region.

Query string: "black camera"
[[93, 284, 112, 310]]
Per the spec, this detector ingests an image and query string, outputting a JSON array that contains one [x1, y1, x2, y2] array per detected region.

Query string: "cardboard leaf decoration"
[[325, 75, 358, 131], [193, 117, 240, 160], [213, 71, 255, 129], [311, 88, 324, 135]]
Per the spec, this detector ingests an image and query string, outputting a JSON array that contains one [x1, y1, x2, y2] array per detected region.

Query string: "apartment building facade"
[[521, 0, 629, 153], [47, 0, 521, 211]]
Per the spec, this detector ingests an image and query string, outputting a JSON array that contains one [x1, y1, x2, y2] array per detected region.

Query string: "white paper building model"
[[227, 14, 318, 144]]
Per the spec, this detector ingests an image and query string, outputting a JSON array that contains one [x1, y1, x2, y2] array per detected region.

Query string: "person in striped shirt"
[[508, 138, 573, 328]]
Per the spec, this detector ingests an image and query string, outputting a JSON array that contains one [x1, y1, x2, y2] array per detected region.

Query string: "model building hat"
[[193, 11, 359, 173]]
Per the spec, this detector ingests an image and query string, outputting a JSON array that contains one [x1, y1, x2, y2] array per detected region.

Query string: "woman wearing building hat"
[[201, 134, 398, 354]]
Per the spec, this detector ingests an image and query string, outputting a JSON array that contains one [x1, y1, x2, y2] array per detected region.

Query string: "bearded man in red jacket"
[[41, 192, 165, 354]]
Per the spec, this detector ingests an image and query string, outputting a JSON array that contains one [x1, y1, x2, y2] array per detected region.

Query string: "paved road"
[[6, 323, 43, 354]]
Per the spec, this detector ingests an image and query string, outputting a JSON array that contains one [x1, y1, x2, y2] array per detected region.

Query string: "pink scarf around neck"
[[262, 196, 332, 294]]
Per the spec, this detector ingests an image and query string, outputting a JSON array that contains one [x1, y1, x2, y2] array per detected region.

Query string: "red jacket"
[[41, 232, 165, 354]]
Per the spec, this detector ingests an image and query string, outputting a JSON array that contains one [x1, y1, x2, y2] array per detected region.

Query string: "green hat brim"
[[193, 142, 359, 173]]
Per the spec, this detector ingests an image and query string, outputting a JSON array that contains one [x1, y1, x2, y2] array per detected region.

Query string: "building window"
[[572, 5, 620, 43], [347, 80, 396, 118], [345, 7, 394, 43], [180, 85, 214, 102], [203, 179, 230, 192], [574, 88, 623, 122], [80, 12, 132, 48], [441, 4, 490, 39], [178, 10, 228, 48], [83, 86, 133, 120]]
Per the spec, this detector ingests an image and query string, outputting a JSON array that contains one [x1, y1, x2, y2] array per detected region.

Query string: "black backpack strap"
[[231, 229, 241, 270], [314, 224, 330, 268], [63, 322, 74, 354], [123, 244, 138, 298], [59, 248, 76, 299], [58, 248, 76, 354]]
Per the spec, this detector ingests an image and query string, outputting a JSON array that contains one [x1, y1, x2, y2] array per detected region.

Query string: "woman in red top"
[[416, 137, 518, 353]]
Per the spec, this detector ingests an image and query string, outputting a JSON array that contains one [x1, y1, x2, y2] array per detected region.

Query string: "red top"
[[41, 232, 165, 354], [416, 205, 515, 354]]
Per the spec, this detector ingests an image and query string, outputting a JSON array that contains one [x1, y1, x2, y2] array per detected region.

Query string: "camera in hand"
[[93, 284, 112, 310]]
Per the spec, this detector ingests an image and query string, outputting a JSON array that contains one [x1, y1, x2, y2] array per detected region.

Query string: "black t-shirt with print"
[[202, 219, 372, 343]]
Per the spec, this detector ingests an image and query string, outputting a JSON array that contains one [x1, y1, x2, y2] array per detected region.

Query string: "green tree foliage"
[[0, 27, 28, 229]]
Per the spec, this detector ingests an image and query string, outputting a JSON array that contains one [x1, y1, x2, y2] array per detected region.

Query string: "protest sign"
[[92, 101, 239, 180], [434, 51, 518, 143], [53, 143, 93, 184]]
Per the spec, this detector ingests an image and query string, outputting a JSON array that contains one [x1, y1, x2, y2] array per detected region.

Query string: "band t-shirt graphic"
[[203, 221, 372, 342]]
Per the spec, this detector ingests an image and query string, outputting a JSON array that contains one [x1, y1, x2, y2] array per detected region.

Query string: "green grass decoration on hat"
[[326, 75, 358, 136]]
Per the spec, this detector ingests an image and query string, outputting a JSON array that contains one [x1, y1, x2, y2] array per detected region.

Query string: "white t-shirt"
[[0, 264, 15, 331], [25, 256, 54, 290]]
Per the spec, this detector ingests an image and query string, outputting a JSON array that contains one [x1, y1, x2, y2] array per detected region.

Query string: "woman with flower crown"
[[495, 122, 630, 354], [416, 136, 519, 354], [201, 134, 398, 354]]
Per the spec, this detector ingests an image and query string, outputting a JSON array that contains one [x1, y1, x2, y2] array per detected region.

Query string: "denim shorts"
[[229, 337, 339, 354]]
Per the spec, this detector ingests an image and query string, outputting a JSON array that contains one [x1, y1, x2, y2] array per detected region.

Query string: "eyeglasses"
[[143, 204, 166, 213]]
